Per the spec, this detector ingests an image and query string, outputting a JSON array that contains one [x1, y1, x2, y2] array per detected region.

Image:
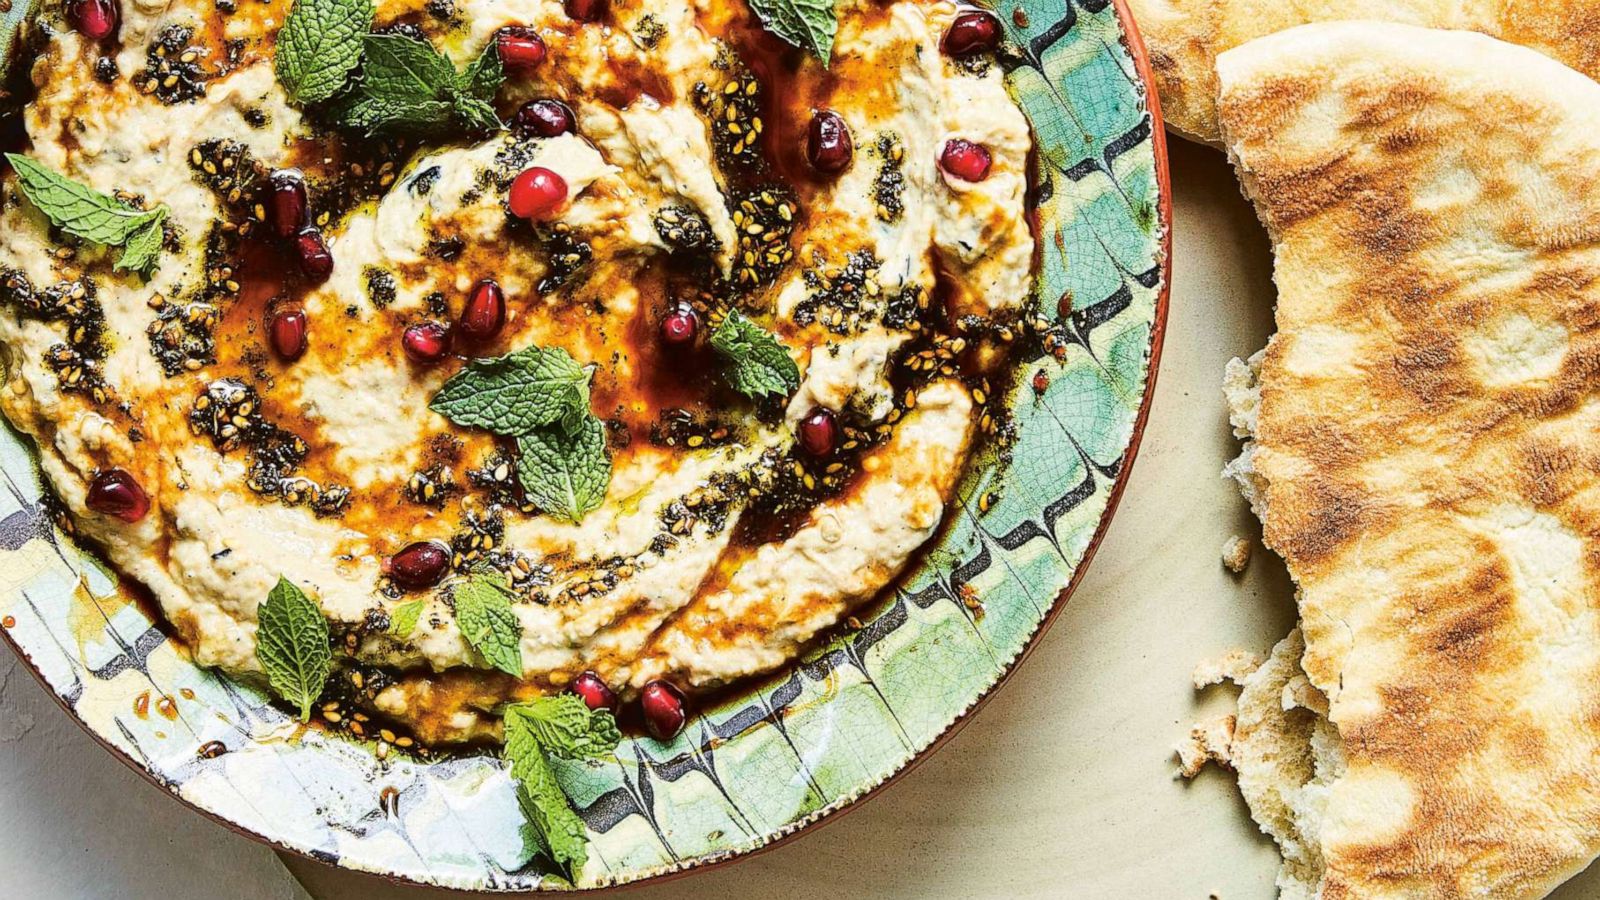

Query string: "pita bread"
[[1219, 22, 1600, 897], [1127, 0, 1600, 143]]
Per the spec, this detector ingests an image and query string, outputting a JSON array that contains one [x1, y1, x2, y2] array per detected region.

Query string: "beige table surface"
[[8, 139, 1600, 899]]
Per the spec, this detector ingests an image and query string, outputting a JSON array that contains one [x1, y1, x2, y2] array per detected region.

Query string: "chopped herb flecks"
[[873, 133, 906, 223], [141, 26, 210, 105]]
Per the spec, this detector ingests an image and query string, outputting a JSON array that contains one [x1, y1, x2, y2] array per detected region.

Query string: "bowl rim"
[[1, 0, 1173, 891]]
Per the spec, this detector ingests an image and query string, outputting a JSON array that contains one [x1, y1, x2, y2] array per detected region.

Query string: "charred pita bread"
[[1127, 0, 1600, 143], [1219, 21, 1600, 898]]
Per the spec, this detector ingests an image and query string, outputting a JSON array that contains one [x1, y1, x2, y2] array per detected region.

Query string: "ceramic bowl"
[[0, 0, 1170, 889]]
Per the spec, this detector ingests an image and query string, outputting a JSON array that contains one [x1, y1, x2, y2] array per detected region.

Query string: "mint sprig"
[[336, 35, 504, 136], [709, 309, 800, 401], [516, 417, 611, 523], [430, 346, 592, 437], [507, 693, 622, 760], [274, 0, 373, 105], [452, 571, 524, 677], [5, 154, 169, 276], [271, 2, 505, 137], [255, 577, 332, 721], [503, 695, 621, 877], [748, 0, 838, 64], [431, 342, 612, 524]]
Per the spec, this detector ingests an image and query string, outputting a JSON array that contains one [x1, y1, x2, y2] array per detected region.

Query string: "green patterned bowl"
[[0, 0, 1169, 889]]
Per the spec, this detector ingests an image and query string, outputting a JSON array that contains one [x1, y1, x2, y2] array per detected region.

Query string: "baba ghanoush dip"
[[0, 0, 1033, 750]]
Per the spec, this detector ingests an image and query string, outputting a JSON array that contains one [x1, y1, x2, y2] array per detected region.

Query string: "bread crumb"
[[1193, 649, 1263, 689], [1222, 353, 1263, 438], [1176, 714, 1237, 778], [1221, 534, 1252, 573]]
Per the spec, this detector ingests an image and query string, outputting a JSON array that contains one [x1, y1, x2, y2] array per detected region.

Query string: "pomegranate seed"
[[459, 279, 506, 343], [402, 321, 451, 364], [806, 110, 853, 174], [640, 680, 687, 740], [564, 0, 607, 23], [508, 167, 568, 220], [943, 10, 1001, 56], [798, 407, 838, 457], [569, 672, 617, 711], [496, 26, 547, 72], [386, 541, 450, 590], [68, 0, 119, 41], [513, 99, 576, 138], [294, 227, 334, 281], [268, 307, 308, 362], [86, 468, 149, 523], [267, 168, 310, 240], [939, 139, 992, 182], [659, 303, 699, 347]]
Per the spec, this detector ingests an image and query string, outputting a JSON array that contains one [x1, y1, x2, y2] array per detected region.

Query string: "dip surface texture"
[[0, 0, 1032, 743]]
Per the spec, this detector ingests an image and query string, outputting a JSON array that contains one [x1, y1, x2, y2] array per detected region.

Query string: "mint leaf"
[[452, 571, 523, 677], [255, 577, 332, 721], [449, 46, 504, 132], [516, 417, 611, 523], [499, 696, 618, 875], [505, 713, 592, 877], [709, 310, 800, 400], [337, 94, 460, 136], [6, 153, 170, 267], [459, 44, 505, 104], [113, 211, 168, 277], [275, 0, 373, 104], [361, 33, 458, 102], [503, 695, 621, 761], [748, 0, 837, 64], [430, 346, 592, 436], [453, 94, 503, 133], [388, 599, 425, 638]]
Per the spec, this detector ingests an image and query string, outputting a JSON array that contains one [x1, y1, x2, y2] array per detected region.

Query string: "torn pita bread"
[[1231, 630, 1339, 900], [1220, 21, 1600, 898], [1126, 0, 1600, 143]]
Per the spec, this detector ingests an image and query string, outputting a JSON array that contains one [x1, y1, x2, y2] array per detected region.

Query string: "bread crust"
[[1219, 22, 1600, 898], [1128, 0, 1600, 143]]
